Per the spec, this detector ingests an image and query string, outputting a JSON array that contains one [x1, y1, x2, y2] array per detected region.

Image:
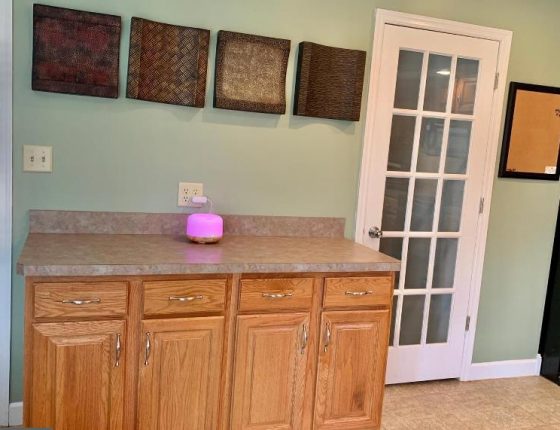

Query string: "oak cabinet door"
[[231, 313, 310, 430], [138, 317, 224, 430], [29, 320, 126, 430], [314, 310, 390, 430]]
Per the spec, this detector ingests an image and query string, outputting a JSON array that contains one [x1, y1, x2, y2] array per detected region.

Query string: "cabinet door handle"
[[115, 334, 122, 368], [61, 298, 101, 305], [300, 324, 309, 355], [323, 323, 331, 353], [169, 295, 205, 302], [144, 332, 151, 366], [345, 291, 373, 297], [262, 291, 294, 299]]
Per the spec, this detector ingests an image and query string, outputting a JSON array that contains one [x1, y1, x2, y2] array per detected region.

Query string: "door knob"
[[368, 227, 383, 239]]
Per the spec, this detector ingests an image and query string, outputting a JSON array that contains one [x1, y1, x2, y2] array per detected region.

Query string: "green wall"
[[11, 0, 560, 401]]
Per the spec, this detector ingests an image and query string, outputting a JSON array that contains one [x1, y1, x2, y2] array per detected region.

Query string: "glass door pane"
[[394, 50, 424, 109], [410, 179, 437, 231], [423, 54, 452, 112], [417, 118, 445, 173], [381, 178, 409, 231], [427, 294, 453, 343], [387, 116, 416, 171], [452, 58, 480, 114], [400, 295, 425, 345]]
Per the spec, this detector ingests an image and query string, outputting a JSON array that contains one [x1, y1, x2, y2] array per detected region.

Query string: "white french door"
[[360, 24, 500, 383]]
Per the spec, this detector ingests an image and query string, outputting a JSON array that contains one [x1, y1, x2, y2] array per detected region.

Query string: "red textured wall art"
[[32, 4, 122, 98]]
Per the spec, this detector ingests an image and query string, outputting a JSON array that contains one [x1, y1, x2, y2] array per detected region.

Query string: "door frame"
[[355, 9, 512, 381], [0, 0, 12, 423]]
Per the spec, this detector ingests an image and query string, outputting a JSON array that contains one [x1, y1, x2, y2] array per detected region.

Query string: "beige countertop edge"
[[17, 261, 401, 277]]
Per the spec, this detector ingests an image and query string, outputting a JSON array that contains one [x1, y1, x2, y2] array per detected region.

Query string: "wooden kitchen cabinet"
[[24, 274, 393, 430], [314, 311, 390, 430], [28, 320, 126, 430], [137, 317, 224, 430], [231, 313, 310, 430]]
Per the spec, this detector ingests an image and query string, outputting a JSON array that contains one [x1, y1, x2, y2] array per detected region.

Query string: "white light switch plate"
[[178, 182, 204, 207], [23, 145, 52, 172]]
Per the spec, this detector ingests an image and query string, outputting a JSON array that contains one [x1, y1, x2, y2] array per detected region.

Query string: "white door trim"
[[355, 9, 512, 381], [0, 0, 12, 424]]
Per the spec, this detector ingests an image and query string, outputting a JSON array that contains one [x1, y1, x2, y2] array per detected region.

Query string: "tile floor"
[[382, 377, 560, 429]]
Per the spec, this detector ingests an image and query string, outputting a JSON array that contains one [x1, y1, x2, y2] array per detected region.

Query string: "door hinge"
[[465, 316, 471, 332], [479, 197, 485, 214], [494, 72, 499, 90]]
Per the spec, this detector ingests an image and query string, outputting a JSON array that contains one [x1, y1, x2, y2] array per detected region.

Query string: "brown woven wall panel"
[[214, 31, 291, 114], [127, 18, 210, 107], [32, 4, 121, 98], [294, 42, 367, 121]]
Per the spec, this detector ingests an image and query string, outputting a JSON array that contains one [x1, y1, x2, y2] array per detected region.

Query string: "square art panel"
[[214, 31, 291, 114], [127, 18, 210, 107], [32, 4, 121, 98], [294, 42, 366, 121]]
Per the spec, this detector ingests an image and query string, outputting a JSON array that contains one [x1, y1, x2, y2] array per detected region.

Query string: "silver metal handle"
[[300, 324, 308, 355], [323, 323, 331, 353], [169, 295, 205, 302], [262, 292, 294, 299], [115, 334, 121, 368], [144, 332, 151, 366], [368, 227, 383, 239], [345, 290, 374, 297], [61, 298, 101, 305]]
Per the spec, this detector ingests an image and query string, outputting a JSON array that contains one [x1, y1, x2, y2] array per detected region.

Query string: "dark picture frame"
[[499, 82, 560, 181], [214, 31, 291, 114]]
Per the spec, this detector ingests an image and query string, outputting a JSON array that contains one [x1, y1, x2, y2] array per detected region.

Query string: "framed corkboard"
[[32, 4, 121, 98], [214, 31, 291, 114], [499, 82, 560, 180], [127, 18, 210, 107], [294, 42, 366, 121]]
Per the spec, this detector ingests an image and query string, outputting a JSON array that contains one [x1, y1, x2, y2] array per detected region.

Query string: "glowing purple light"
[[186, 213, 224, 243]]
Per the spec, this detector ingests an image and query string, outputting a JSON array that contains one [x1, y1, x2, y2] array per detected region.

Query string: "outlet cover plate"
[[178, 182, 204, 207], [23, 145, 53, 172]]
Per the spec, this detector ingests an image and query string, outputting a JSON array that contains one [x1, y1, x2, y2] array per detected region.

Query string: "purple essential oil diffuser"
[[186, 196, 223, 244]]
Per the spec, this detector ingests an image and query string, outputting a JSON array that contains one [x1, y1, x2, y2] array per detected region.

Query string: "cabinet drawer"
[[34, 282, 128, 319], [239, 278, 314, 312], [323, 276, 392, 309], [143, 279, 226, 317]]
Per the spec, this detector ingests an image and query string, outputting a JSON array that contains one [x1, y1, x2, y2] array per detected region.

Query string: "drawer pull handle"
[[169, 295, 205, 302], [115, 334, 122, 368], [300, 324, 308, 355], [61, 298, 101, 305], [345, 291, 373, 297], [144, 332, 151, 366], [262, 292, 294, 299], [323, 322, 332, 353]]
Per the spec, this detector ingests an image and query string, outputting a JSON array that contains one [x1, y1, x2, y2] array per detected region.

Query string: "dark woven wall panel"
[[294, 42, 366, 121], [127, 17, 210, 107]]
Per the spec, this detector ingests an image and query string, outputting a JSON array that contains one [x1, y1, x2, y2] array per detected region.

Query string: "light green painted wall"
[[11, 0, 560, 401]]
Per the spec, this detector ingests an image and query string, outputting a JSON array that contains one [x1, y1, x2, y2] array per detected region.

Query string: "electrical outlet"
[[178, 182, 204, 207], [23, 145, 53, 172]]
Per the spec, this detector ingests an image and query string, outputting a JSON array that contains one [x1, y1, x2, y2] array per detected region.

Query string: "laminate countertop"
[[17, 233, 401, 277]]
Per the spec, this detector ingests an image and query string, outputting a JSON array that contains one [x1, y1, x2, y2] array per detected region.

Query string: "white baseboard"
[[463, 355, 542, 381], [8, 401, 22, 426]]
